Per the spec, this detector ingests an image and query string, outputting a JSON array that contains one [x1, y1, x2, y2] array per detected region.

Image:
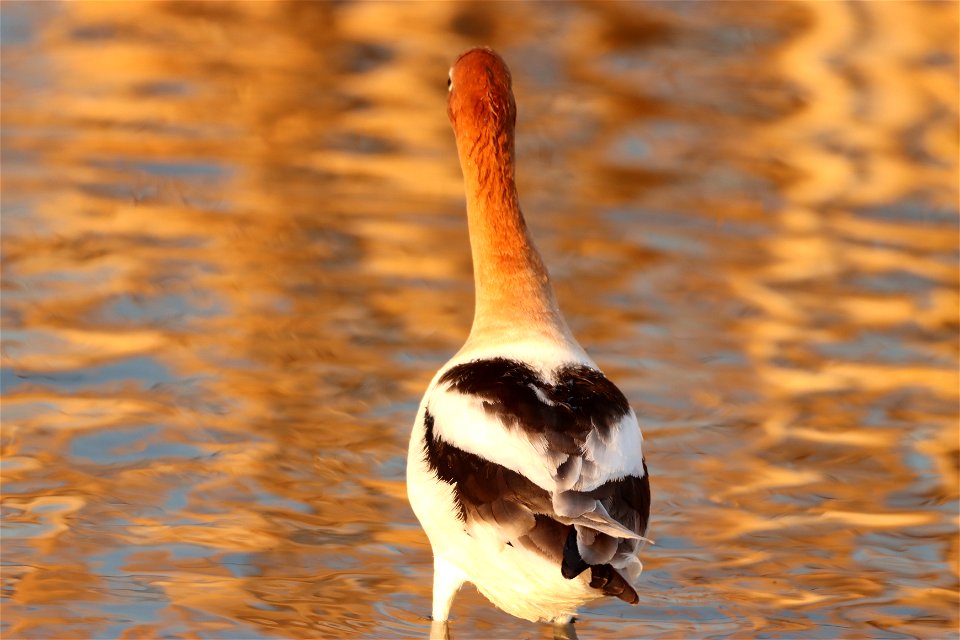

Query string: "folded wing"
[[422, 357, 651, 602]]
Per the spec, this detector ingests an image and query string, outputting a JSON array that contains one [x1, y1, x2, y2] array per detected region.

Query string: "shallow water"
[[1, 2, 957, 639]]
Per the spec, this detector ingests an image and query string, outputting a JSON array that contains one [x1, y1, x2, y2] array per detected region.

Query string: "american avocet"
[[407, 48, 651, 637]]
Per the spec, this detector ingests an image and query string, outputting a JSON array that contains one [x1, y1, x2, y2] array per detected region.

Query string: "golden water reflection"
[[1, 2, 957, 639]]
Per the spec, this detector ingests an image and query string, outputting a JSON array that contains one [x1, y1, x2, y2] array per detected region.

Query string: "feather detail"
[[562, 499, 654, 543], [420, 354, 652, 609], [431, 357, 646, 494]]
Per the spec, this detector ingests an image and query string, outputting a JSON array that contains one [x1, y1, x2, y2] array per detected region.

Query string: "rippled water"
[[2, 2, 957, 639]]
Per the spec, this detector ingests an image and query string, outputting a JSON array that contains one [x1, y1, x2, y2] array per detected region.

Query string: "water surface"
[[2, 2, 958, 639]]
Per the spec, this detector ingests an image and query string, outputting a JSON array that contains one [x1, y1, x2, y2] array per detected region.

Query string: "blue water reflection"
[[2, 2, 957, 639]]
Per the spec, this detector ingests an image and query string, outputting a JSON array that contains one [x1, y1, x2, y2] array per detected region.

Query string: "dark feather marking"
[[422, 409, 650, 604], [590, 565, 639, 604], [561, 527, 589, 579], [423, 410, 468, 520], [438, 358, 630, 453], [594, 462, 651, 541]]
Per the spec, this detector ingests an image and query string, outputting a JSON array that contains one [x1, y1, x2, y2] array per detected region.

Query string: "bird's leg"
[[552, 615, 579, 640], [429, 620, 451, 640], [431, 555, 465, 623]]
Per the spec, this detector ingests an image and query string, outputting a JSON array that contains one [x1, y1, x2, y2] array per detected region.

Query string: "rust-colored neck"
[[455, 127, 566, 341], [447, 48, 569, 344]]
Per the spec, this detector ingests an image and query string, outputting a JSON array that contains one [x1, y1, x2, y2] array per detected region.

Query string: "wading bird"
[[407, 48, 651, 639]]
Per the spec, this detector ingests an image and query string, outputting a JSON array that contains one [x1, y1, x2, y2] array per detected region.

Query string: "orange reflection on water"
[[1, 1, 957, 639]]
